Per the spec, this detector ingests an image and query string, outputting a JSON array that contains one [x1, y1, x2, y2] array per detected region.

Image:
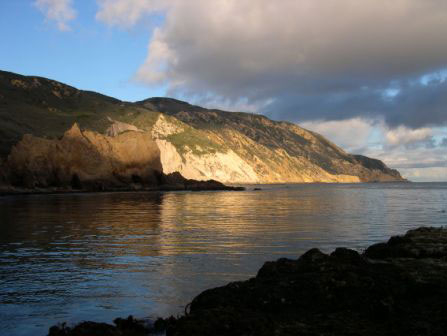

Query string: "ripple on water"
[[0, 183, 446, 336]]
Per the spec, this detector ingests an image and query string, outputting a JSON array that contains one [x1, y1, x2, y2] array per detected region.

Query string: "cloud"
[[362, 130, 446, 181], [262, 76, 447, 128], [300, 118, 439, 152], [96, 0, 167, 27], [363, 143, 446, 181], [385, 126, 432, 147], [35, 0, 76, 31], [398, 167, 447, 182], [93, 0, 447, 128], [301, 119, 446, 180], [300, 118, 377, 153]]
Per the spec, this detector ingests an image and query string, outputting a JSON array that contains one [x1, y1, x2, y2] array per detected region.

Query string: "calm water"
[[1, 183, 446, 336]]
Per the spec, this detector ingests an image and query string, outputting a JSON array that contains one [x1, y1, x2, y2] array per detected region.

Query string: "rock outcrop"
[[4, 123, 162, 190], [0, 123, 242, 193], [106, 117, 143, 137], [48, 227, 447, 336], [152, 115, 260, 183]]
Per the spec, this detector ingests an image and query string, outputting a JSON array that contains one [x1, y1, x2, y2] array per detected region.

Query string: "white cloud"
[[97, 1, 447, 97], [95, 0, 447, 128], [35, 0, 76, 31], [363, 134, 447, 181], [300, 118, 377, 153], [96, 0, 168, 27], [300, 119, 446, 181], [385, 126, 432, 146], [398, 167, 447, 182]]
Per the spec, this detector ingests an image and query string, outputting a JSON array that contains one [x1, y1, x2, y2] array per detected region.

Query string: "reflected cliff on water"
[[1, 183, 446, 336]]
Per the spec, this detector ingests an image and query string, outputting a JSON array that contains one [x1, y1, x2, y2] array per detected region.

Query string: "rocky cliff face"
[[0, 122, 241, 193], [3, 123, 163, 190], [139, 98, 404, 183], [151, 115, 260, 183], [0, 70, 406, 187]]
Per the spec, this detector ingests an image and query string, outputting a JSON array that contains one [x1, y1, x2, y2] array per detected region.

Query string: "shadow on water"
[[0, 183, 446, 335]]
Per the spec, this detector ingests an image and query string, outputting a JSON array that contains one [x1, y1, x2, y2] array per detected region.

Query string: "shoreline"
[[0, 185, 245, 197], [0, 180, 418, 197], [48, 226, 447, 336], [0, 177, 246, 197]]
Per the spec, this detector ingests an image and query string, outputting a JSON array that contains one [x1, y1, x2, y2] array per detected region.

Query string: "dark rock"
[[70, 173, 82, 190], [48, 316, 153, 336], [364, 227, 447, 259], [161, 172, 245, 191], [48, 321, 120, 336]]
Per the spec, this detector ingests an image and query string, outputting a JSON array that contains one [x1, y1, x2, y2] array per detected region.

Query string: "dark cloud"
[[98, 1, 447, 128], [128, 0, 447, 128], [263, 77, 447, 128], [392, 161, 447, 169]]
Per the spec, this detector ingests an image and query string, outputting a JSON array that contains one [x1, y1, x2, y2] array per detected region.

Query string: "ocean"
[[0, 183, 446, 335]]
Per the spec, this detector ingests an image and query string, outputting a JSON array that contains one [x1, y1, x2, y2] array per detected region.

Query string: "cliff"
[[0, 122, 241, 193], [0, 70, 405, 186], [139, 98, 404, 183], [3, 123, 162, 190]]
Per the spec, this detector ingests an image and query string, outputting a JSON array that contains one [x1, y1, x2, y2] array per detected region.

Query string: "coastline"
[[0, 184, 245, 197], [0, 180, 414, 197], [0, 176, 246, 197]]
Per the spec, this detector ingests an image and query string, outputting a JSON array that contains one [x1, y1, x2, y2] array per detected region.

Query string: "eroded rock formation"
[[1, 123, 241, 193], [4, 123, 162, 190]]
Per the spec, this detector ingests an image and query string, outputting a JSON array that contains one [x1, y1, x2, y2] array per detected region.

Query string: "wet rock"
[[161, 172, 245, 191], [48, 316, 154, 336], [48, 321, 121, 336], [364, 227, 447, 259]]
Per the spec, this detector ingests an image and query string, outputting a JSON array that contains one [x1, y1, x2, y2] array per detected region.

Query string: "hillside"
[[138, 98, 404, 182], [0, 70, 405, 188]]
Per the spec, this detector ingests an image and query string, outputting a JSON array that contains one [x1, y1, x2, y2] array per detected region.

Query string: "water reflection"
[[0, 183, 446, 336]]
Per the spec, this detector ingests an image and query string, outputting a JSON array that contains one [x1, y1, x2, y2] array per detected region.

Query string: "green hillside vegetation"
[[0, 70, 160, 156]]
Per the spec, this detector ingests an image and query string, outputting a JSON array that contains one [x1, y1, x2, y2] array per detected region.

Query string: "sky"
[[0, 0, 446, 182]]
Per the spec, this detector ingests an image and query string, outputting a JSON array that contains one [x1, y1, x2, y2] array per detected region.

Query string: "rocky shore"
[[48, 227, 447, 336], [0, 171, 244, 196]]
